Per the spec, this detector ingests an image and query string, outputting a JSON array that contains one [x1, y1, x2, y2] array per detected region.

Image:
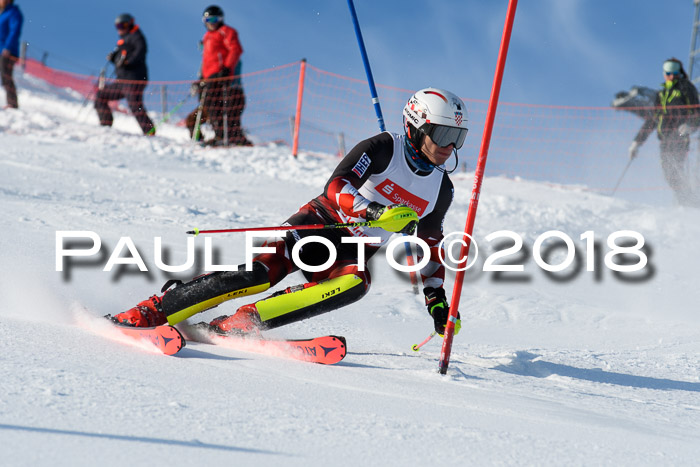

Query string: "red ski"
[[181, 323, 347, 365], [105, 317, 185, 356]]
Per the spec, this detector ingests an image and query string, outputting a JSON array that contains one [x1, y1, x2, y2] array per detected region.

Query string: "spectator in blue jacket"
[[0, 0, 23, 109]]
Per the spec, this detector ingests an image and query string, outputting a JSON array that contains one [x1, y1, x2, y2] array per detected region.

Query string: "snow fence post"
[[438, 0, 519, 375], [292, 58, 307, 158], [161, 85, 168, 122]]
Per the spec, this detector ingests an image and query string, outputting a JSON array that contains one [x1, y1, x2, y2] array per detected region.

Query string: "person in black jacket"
[[94, 13, 154, 135], [629, 58, 700, 205]]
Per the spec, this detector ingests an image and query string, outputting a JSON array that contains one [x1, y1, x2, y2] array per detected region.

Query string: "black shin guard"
[[161, 262, 270, 325]]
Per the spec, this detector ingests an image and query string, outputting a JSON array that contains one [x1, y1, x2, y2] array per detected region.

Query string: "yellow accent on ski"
[[255, 274, 364, 322], [166, 282, 270, 325]]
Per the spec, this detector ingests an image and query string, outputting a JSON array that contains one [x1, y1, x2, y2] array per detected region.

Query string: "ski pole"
[[187, 219, 390, 236], [223, 84, 229, 146], [77, 65, 116, 122], [77, 61, 109, 117], [193, 86, 208, 142], [412, 331, 436, 352], [611, 158, 633, 196], [83, 61, 110, 102], [147, 92, 192, 136]]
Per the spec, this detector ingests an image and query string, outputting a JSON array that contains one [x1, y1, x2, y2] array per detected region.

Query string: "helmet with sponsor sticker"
[[203, 5, 225, 26], [403, 87, 468, 152]]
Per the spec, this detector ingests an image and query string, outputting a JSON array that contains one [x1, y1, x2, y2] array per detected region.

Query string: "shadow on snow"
[[493, 351, 700, 392], [0, 423, 285, 455]]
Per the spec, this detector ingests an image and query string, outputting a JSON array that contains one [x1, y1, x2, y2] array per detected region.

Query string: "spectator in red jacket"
[[191, 5, 251, 146]]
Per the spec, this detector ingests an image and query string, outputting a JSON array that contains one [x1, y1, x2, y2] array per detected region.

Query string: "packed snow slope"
[[1, 74, 700, 467]]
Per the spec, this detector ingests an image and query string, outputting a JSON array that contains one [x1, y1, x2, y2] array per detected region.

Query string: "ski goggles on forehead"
[[420, 123, 468, 149], [203, 15, 222, 24]]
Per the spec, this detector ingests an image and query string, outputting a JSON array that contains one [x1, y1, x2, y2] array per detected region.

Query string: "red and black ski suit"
[[158, 132, 453, 329]]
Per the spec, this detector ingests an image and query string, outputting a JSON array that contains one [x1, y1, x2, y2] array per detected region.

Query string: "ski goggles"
[[203, 15, 222, 24], [115, 21, 131, 31], [420, 123, 468, 149]]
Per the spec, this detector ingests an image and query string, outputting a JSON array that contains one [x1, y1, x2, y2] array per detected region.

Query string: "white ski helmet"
[[403, 87, 468, 151]]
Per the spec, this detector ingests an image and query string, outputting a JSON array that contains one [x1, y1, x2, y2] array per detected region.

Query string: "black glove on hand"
[[365, 201, 385, 221], [106, 50, 117, 62], [424, 287, 461, 336], [212, 67, 232, 79]]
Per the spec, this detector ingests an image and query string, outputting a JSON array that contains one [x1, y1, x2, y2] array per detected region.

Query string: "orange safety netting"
[[19, 58, 700, 199]]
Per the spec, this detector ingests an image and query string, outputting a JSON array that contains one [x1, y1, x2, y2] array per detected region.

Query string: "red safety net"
[[20, 58, 700, 201]]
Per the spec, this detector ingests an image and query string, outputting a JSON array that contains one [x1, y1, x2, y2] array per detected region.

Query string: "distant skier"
[[0, 0, 23, 109], [628, 58, 700, 206], [112, 87, 467, 338], [94, 13, 154, 135], [187, 5, 251, 146]]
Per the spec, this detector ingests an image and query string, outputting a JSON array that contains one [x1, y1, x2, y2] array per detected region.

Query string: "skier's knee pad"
[[162, 262, 271, 325], [256, 273, 369, 329], [252, 237, 294, 286]]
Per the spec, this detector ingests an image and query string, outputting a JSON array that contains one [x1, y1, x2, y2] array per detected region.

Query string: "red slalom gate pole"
[[438, 0, 518, 375], [292, 58, 307, 158]]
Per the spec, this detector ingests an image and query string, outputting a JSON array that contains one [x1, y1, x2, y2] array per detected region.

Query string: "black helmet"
[[115, 13, 134, 31], [203, 5, 224, 24]]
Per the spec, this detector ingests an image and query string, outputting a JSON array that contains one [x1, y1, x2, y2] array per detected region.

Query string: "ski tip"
[[319, 336, 347, 364], [330, 335, 347, 350], [105, 320, 185, 356]]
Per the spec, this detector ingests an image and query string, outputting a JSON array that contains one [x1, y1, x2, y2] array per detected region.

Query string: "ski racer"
[[628, 58, 700, 206], [113, 87, 467, 337]]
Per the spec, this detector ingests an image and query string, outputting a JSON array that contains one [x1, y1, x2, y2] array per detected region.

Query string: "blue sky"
[[18, 0, 697, 107]]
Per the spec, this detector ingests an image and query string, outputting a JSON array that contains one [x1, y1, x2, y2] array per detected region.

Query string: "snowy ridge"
[[1, 74, 700, 466]]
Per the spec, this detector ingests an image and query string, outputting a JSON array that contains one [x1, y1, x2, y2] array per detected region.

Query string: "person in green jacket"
[[628, 58, 700, 206]]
